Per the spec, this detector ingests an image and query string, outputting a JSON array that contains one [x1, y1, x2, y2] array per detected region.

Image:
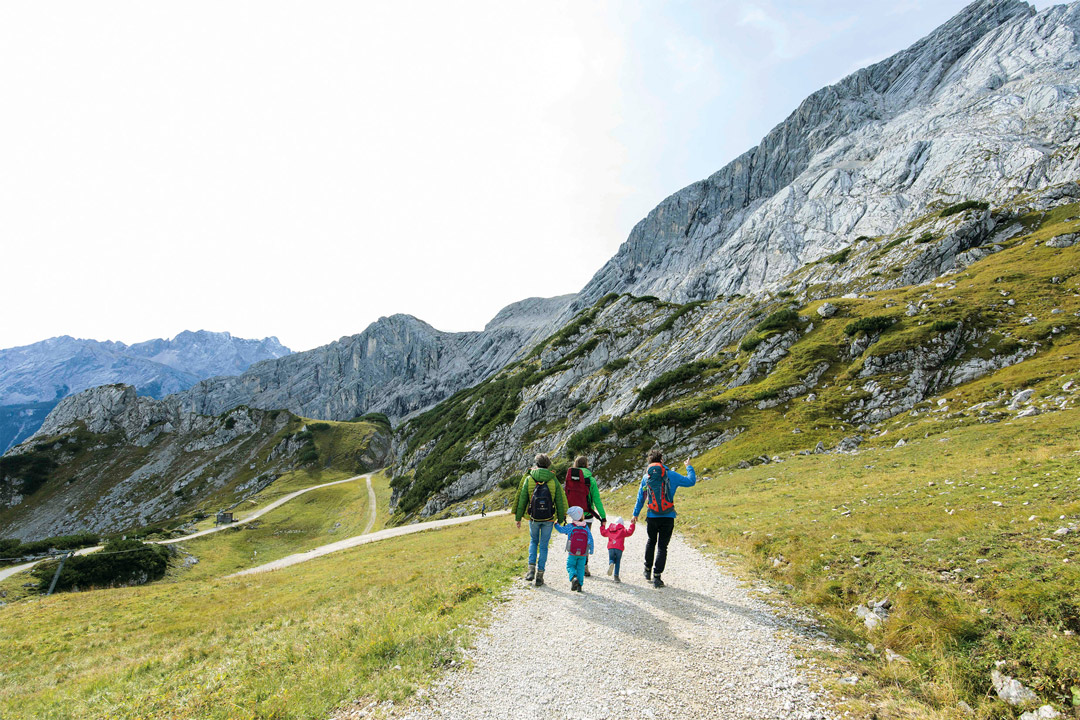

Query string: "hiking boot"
[[535, 570, 544, 587], [524, 565, 536, 582], [570, 578, 580, 592], [644, 567, 652, 581], [653, 573, 665, 588], [607, 563, 615, 576], [584, 565, 591, 577], [613, 575, 621, 583]]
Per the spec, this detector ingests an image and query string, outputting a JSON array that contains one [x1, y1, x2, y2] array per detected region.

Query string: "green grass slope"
[[0, 517, 521, 720]]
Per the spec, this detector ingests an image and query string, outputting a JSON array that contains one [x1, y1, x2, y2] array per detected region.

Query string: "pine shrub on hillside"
[[32, 539, 171, 593]]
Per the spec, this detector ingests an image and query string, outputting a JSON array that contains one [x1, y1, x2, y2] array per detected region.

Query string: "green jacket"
[[579, 468, 606, 522], [514, 468, 568, 523]]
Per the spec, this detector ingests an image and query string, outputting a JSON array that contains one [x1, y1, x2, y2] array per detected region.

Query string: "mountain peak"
[[569, 0, 1069, 312]]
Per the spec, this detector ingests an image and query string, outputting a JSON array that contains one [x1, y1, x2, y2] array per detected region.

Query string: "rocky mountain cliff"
[[0, 384, 391, 540], [569, 0, 1080, 314], [167, 295, 577, 425], [0, 331, 291, 452], [390, 182, 1080, 517], [94, 0, 1080, 437]]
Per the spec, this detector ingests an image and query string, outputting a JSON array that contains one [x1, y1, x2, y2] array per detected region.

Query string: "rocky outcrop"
[[169, 296, 576, 424], [568, 0, 1079, 314], [1, 384, 391, 540]]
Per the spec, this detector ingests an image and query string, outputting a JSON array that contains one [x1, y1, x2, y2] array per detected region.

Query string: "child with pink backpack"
[[598, 516, 635, 582], [553, 506, 594, 592]]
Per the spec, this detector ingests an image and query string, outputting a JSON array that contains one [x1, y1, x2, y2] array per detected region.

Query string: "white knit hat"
[[567, 506, 584, 521]]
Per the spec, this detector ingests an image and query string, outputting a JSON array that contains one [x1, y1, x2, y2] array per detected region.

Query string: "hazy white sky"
[[0, 1, 1056, 351]]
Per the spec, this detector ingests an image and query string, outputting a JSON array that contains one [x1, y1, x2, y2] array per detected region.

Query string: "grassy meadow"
[[672, 406, 1080, 718], [0, 516, 522, 720]]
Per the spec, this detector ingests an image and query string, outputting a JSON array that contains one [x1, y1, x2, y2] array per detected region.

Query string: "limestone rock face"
[[568, 0, 1080, 315], [170, 297, 576, 424]]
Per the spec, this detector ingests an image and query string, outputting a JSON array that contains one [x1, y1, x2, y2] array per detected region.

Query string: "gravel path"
[[362, 476, 378, 534], [0, 474, 368, 582], [228, 511, 511, 578], [382, 525, 833, 720]]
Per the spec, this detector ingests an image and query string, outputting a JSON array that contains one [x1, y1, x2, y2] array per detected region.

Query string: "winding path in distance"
[[0, 474, 369, 582], [362, 475, 378, 534], [227, 510, 510, 578]]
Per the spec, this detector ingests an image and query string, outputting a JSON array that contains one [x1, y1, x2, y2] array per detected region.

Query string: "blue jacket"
[[553, 522, 594, 554], [633, 464, 696, 519]]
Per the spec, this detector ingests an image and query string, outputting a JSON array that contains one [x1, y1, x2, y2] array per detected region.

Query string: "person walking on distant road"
[[633, 448, 696, 588], [515, 453, 568, 587]]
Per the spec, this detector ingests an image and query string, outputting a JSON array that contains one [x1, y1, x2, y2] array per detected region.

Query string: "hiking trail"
[[357, 525, 834, 720], [228, 510, 510, 577], [0, 473, 369, 582]]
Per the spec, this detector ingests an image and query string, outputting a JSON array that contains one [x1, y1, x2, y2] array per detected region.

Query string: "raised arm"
[[632, 476, 647, 518]]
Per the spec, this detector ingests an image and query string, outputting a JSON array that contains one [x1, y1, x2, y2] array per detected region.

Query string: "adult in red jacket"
[[563, 455, 606, 576]]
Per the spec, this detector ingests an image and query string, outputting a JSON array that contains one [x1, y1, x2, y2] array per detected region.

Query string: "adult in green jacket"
[[514, 453, 568, 587], [564, 455, 606, 576]]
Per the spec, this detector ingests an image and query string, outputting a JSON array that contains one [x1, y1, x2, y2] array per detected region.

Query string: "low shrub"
[[825, 247, 852, 264], [844, 315, 896, 336], [638, 359, 721, 401], [755, 308, 800, 333], [31, 539, 170, 593], [940, 200, 989, 217], [497, 476, 520, 490], [567, 422, 615, 455], [0, 533, 100, 564], [351, 412, 392, 428], [0, 451, 58, 495], [656, 301, 706, 334], [604, 357, 630, 372], [740, 334, 764, 352], [915, 232, 935, 244], [308, 422, 331, 432], [930, 320, 959, 333]]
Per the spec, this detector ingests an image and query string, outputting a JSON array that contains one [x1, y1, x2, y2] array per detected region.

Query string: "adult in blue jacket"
[[633, 448, 696, 588]]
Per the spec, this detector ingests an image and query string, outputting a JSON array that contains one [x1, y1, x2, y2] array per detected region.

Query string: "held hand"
[[516, 521, 521, 530]]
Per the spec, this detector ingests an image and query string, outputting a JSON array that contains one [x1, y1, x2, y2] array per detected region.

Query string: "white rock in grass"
[[884, 649, 909, 663], [1019, 706, 1061, 720], [991, 668, 1039, 706]]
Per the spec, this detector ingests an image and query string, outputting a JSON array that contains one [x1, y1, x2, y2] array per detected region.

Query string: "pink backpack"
[[568, 525, 589, 556]]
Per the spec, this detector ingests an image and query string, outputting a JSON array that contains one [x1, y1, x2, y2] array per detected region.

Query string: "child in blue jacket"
[[632, 449, 696, 588], [554, 506, 594, 592]]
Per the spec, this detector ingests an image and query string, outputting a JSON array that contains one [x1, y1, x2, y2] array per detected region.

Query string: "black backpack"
[[528, 478, 555, 521]]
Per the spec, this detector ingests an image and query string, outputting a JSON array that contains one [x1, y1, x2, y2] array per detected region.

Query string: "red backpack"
[[568, 525, 590, 556], [564, 467, 590, 513]]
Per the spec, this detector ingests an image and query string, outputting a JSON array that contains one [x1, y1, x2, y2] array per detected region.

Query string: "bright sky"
[[0, 1, 1056, 352]]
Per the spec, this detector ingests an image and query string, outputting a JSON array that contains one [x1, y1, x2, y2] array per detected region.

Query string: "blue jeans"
[[528, 521, 554, 571], [608, 548, 623, 575], [567, 554, 587, 584]]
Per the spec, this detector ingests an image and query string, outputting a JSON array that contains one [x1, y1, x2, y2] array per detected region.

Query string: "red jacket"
[[598, 521, 635, 551]]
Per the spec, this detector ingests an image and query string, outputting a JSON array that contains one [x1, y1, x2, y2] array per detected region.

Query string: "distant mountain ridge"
[[169, 295, 577, 423], [0, 331, 291, 452]]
